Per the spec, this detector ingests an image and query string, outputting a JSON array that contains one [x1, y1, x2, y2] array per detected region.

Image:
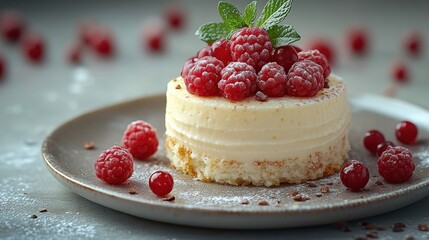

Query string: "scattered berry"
[[298, 49, 331, 78], [180, 57, 198, 79], [0, 11, 25, 42], [95, 145, 133, 185], [376, 141, 395, 157], [272, 45, 299, 72], [308, 39, 335, 64], [185, 56, 224, 96], [348, 28, 368, 55], [363, 130, 385, 155], [396, 121, 418, 145], [230, 27, 272, 71], [144, 23, 166, 53], [21, 33, 45, 63], [67, 44, 81, 64], [90, 27, 114, 57], [211, 38, 232, 65], [257, 62, 287, 97], [196, 45, 213, 58], [164, 6, 185, 29], [285, 60, 324, 97], [218, 62, 257, 101], [149, 171, 174, 197], [340, 160, 369, 192], [378, 146, 415, 183], [392, 62, 409, 83], [122, 121, 158, 159], [0, 54, 5, 80], [404, 31, 422, 56]]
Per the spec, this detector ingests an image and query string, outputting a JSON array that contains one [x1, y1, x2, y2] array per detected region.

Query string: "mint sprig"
[[195, 0, 299, 48]]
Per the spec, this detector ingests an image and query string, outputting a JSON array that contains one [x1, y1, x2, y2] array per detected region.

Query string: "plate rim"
[[42, 93, 429, 216]]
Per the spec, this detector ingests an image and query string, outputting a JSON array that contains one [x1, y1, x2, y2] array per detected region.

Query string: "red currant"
[[396, 121, 418, 145], [392, 62, 409, 83], [22, 33, 45, 63], [376, 141, 395, 157], [363, 130, 385, 155], [348, 28, 368, 55], [196, 46, 212, 58], [308, 39, 335, 64], [0, 54, 6, 80], [67, 44, 81, 64], [0, 11, 25, 42], [404, 31, 422, 56], [149, 171, 174, 197], [144, 23, 166, 53], [272, 45, 298, 72], [211, 38, 232, 65], [340, 160, 369, 192], [164, 6, 185, 29]]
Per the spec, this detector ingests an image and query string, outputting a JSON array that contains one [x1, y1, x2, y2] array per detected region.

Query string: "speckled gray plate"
[[42, 94, 429, 229]]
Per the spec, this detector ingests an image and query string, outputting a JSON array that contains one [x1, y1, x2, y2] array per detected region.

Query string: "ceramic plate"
[[42, 94, 429, 229]]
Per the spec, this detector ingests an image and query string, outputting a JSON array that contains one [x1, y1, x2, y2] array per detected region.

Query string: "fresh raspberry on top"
[[298, 50, 331, 78], [180, 57, 198, 79], [95, 145, 133, 185], [185, 56, 224, 96], [211, 38, 232, 65], [272, 45, 299, 73], [196, 46, 213, 58], [257, 62, 287, 97], [122, 120, 158, 159], [230, 27, 272, 71], [285, 60, 324, 97], [218, 62, 257, 101], [378, 146, 415, 183]]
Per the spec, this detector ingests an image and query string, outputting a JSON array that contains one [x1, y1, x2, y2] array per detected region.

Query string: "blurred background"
[[0, 0, 428, 238]]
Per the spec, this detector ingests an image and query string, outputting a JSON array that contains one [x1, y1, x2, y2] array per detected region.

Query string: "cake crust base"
[[165, 135, 350, 187]]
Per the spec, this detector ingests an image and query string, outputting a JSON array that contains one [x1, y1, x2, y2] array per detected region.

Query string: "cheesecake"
[[165, 75, 351, 187]]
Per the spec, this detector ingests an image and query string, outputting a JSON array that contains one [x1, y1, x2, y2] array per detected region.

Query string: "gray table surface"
[[1, 0, 429, 239]]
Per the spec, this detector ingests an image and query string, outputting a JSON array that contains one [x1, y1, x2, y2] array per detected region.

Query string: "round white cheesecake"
[[165, 75, 351, 186]]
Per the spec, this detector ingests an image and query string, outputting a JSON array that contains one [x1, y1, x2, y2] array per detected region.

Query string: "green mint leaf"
[[242, 1, 257, 26], [218, 1, 243, 31], [257, 0, 292, 29], [195, 22, 230, 44], [267, 25, 301, 47]]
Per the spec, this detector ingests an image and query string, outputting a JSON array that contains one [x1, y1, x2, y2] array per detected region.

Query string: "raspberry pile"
[[181, 31, 331, 101]]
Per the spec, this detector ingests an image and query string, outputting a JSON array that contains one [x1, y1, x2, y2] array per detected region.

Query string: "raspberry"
[[378, 146, 415, 183], [196, 46, 213, 58], [122, 120, 158, 159], [348, 28, 368, 55], [0, 11, 25, 42], [185, 56, 224, 96], [95, 145, 133, 185], [257, 62, 287, 97], [180, 57, 198, 79], [392, 62, 409, 83], [21, 33, 45, 63], [149, 171, 174, 197], [230, 27, 272, 71], [396, 121, 418, 145], [340, 160, 369, 192], [164, 6, 185, 29], [376, 141, 395, 157], [211, 38, 232, 65], [298, 50, 331, 78], [308, 39, 335, 64], [363, 130, 385, 155], [90, 27, 114, 57], [144, 23, 166, 53], [218, 62, 257, 101], [285, 60, 324, 97], [272, 45, 299, 73]]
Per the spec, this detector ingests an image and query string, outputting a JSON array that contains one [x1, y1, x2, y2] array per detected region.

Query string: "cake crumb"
[[84, 141, 95, 150], [315, 193, 323, 197], [405, 234, 415, 240], [289, 190, 299, 196], [320, 186, 330, 193], [255, 91, 268, 102], [38, 208, 48, 213], [258, 200, 269, 206], [241, 199, 249, 205], [128, 189, 138, 194], [307, 181, 317, 188], [293, 194, 309, 202], [418, 223, 429, 231], [162, 196, 175, 202], [392, 222, 406, 232], [30, 214, 37, 219], [175, 84, 182, 89]]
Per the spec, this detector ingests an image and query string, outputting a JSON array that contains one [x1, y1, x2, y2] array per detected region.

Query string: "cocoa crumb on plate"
[[30, 214, 37, 219], [38, 208, 48, 213], [241, 199, 249, 205], [315, 193, 323, 197], [128, 189, 138, 194], [418, 223, 429, 231], [366, 231, 378, 238], [293, 194, 309, 202], [405, 234, 415, 240], [162, 196, 175, 202], [84, 141, 95, 150], [306, 181, 317, 187], [258, 200, 269, 206], [320, 186, 330, 193], [289, 190, 299, 196]]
